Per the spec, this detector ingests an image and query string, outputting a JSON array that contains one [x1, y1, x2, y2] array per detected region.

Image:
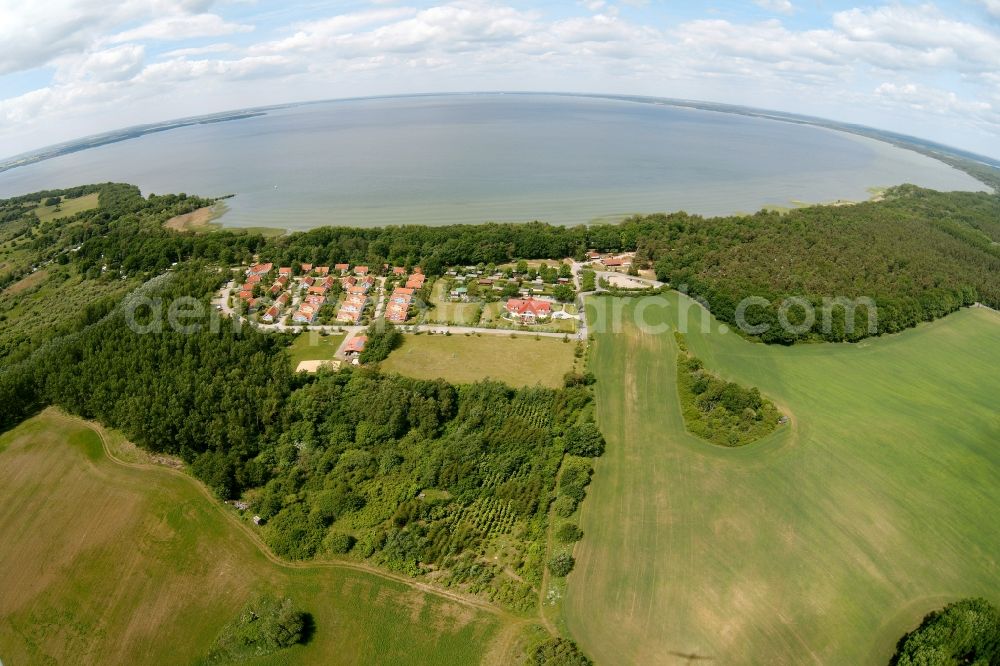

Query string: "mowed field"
[[564, 294, 1000, 665], [381, 333, 576, 388], [287, 331, 346, 369], [0, 410, 529, 665]]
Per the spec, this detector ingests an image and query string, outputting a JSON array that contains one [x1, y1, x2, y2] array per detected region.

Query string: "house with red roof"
[[300, 263, 313, 273], [354, 265, 369, 276], [344, 336, 367, 355], [262, 305, 281, 323], [293, 304, 318, 324], [247, 262, 273, 276], [316, 266, 330, 276], [279, 267, 292, 277], [505, 297, 552, 323], [335, 263, 350, 274], [392, 266, 407, 276]]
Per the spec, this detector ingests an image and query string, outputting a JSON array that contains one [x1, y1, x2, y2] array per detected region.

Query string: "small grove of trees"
[[204, 595, 309, 663], [531, 638, 593, 665], [890, 597, 1000, 666], [675, 333, 781, 448], [359, 321, 402, 363]]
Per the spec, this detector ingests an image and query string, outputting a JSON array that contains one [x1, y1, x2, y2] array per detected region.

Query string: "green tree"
[[548, 553, 576, 577], [556, 523, 583, 543], [565, 423, 606, 457]]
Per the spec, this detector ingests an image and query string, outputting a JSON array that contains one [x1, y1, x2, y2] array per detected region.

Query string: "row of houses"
[[386, 271, 425, 323]]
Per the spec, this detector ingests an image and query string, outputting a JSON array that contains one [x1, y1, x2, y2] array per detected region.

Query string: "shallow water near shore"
[[0, 93, 984, 229]]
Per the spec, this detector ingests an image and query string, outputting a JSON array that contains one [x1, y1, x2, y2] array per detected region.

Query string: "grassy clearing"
[[426, 279, 481, 325], [30, 192, 99, 223], [563, 294, 1000, 665], [286, 331, 346, 369], [381, 333, 575, 388], [0, 410, 525, 665]]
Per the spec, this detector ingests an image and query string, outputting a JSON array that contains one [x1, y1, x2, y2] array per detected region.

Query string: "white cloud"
[[0, 0, 220, 75], [832, 4, 1000, 71], [980, 0, 1000, 18], [161, 42, 236, 58], [136, 55, 297, 84], [108, 13, 253, 42], [55, 44, 146, 83], [874, 81, 994, 119], [754, 0, 794, 15]]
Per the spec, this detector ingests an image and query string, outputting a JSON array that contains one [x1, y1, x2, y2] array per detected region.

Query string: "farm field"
[[0, 410, 528, 666], [286, 331, 346, 369], [380, 333, 575, 388], [564, 294, 1000, 665]]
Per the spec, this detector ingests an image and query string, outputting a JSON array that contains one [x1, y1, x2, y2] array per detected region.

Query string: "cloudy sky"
[[1, 0, 999, 160]]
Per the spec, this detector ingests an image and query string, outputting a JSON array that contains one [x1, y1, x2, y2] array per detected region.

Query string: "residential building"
[[505, 297, 552, 323], [344, 336, 367, 356]]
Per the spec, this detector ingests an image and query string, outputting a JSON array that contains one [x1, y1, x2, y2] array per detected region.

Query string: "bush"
[[548, 553, 575, 577], [324, 532, 356, 554], [531, 637, 593, 665], [552, 496, 578, 518], [556, 523, 583, 543]]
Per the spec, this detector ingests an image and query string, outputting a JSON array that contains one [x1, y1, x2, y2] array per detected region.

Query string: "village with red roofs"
[[216, 251, 647, 373]]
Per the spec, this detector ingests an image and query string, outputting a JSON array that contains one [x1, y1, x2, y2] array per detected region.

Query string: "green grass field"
[[286, 331, 346, 369], [30, 192, 100, 223], [563, 294, 1000, 665], [381, 333, 575, 388], [0, 410, 531, 665]]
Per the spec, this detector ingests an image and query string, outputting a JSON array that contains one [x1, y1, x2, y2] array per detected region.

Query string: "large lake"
[[0, 94, 984, 229]]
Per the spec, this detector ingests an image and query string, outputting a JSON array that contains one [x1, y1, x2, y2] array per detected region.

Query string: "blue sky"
[[1, 0, 998, 159]]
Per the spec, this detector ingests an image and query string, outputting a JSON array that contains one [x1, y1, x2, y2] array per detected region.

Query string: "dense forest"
[[635, 187, 1000, 342]]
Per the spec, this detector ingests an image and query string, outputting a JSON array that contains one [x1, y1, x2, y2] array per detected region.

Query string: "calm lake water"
[[0, 94, 984, 229]]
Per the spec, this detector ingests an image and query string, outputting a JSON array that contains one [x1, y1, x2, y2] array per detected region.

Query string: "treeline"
[[675, 333, 782, 447]]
